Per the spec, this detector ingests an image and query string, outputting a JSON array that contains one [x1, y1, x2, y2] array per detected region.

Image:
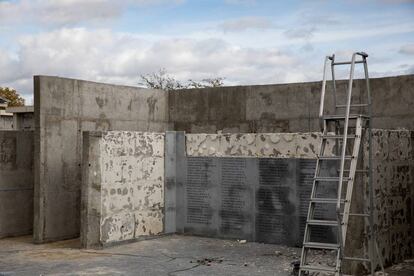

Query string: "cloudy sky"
[[0, 0, 413, 104]]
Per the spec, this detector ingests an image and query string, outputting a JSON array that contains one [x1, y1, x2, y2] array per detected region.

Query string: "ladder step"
[[311, 198, 345, 204], [323, 114, 369, 120], [333, 60, 365, 65], [342, 169, 368, 173], [322, 134, 356, 139], [300, 265, 337, 273], [307, 219, 339, 227], [336, 104, 369, 108], [314, 176, 351, 181], [340, 213, 369, 217], [318, 155, 353, 160], [303, 242, 340, 250], [343, 256, 370, 262]]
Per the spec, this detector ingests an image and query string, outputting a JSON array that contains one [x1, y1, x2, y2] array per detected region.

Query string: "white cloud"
[[1, 2, 412, 104], [218, 17, 274, 32], [0, 28, 303, 102], [0, 0, 183, 26], [399, 43, 414, 55]]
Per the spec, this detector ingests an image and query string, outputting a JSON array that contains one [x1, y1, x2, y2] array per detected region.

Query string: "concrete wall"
[[34, 76, 169, 243], [0, 115, 13, 130], [81, 131, 164, 248], [183, 131, 414, 267], [165, 133, 341, 248], [186, 132, 334, 158], [0, 131, 34, 238], [367, 129, 414, 266], [14, 113, 34, 130], [7, 106, 35, 130], [170, 74, 414, 133]]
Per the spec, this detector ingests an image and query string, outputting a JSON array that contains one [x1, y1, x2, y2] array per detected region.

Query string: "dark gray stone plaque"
[[219, 158, 254, 240]]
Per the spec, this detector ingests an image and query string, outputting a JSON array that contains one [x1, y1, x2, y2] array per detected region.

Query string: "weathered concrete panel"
[[81, 131, 164, 248], [0, 131, 34, 238], [170, 75, 414, 133], [34, 76, 170, 243], [186, 132, 334, 158], [0, 116, 13, 130], [363, 129, 414, 266], [164, 131, 186, 234]]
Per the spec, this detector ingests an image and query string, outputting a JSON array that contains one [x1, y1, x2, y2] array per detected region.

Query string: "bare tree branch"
[[139, 69, 224, 91]]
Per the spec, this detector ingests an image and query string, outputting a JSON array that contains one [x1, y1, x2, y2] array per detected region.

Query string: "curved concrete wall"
[[170, 74, 414, 133]]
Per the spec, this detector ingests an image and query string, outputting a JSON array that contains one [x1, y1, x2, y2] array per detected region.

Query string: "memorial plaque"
[[164, 134, 337, 246], [186, 157, 217, 225], [298, 159, 316, 239], [219, 158, 253, 239], [256, 159, 297, 245]]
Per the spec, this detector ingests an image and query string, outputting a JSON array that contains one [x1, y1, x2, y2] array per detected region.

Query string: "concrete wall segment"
[[170, 74, 414, 133], [0, 130, 34, 238], [34, 76, 169, 243], [81, 131, 165, 248]]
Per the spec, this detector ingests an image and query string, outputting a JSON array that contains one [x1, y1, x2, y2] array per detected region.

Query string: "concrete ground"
[[0, 235, 412, 276]]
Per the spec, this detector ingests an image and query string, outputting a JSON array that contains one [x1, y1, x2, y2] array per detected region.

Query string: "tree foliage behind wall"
[[0, 87, 25, 107], [139, 68, 224, 91]]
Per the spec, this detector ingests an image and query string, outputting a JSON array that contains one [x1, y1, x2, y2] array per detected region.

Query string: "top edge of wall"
[[33, 75, 166, 94], [172, 74, 414, 92]]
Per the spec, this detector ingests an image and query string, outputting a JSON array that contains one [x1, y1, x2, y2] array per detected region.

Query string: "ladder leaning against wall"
[[299, 52, 384, 275]]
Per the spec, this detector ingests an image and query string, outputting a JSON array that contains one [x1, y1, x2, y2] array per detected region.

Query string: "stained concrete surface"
[[170, 74, 414, 133], [0, 131, 34, 238], [364, 129, 414, 266], [0, 235, 411, 276], [81, 131, 165, 248], [34, 76, 170, 243]]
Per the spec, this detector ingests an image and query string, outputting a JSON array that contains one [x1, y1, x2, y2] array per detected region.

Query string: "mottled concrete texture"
[[0, 131, 34, 238], [34, 76, 169, 243], [186, 132, 334, 158], [81, 131, 164, 248], [365, 129, 414, 266], [170, 74, 414, 133]]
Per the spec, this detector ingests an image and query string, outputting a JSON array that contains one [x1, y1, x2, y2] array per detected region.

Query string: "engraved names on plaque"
[[186, 157, 216, 225], [220, 158, 250, 237]]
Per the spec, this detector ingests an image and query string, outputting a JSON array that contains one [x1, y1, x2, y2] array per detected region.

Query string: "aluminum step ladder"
[[299, 52, 385, 275]]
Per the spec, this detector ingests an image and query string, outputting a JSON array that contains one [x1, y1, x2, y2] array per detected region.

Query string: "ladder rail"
[[319, 55, 332, 131], [331, 54, 337, 112], [362, 54, 385, 274], [341, 117, 363, 241], [336, 53, 357, 251], [363, 53, 375, 276]]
